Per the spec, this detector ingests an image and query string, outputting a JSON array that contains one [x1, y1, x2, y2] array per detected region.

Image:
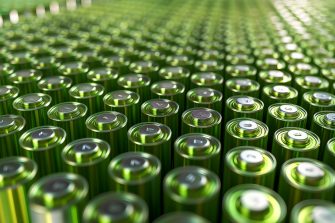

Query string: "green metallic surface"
[[130, 60, 159, 82], [0, 85, 19, 114], [87, 67, 119, 92], [38, 76, 72, 105], [225, 64, 257, 80], [153, 212, 210, 223], [186, 87, 223, 113], [224, 78, 260, 101], [293, 76, 329, 102], [0, 63, 14, 85], [190, 72, 224, 92], [324, 138, 335, 170], [7, 69, 43, 95], [159, 66, 190, 90], [57, 61, 89, 84], [258, 70, 292, 87], [117, 74, 151, 103]]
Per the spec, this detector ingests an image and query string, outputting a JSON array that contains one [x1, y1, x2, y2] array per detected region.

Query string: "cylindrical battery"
[[57, 61, 90, 84], [0, 63, 14, 85], [87, 67, 119, 92], [8, 69, 43, 95], [293, 76, 329, 103], [186, 87, 223, 113], [225, 64, 257, 80], [38, 76, 73, 105], [153, 212, 210, 223], [258, 70, 292, 88], [129, 60, 160, 82], [190, 72, 224, 92], [158, 66, 190, 90], [117, 74, 151, 103], [324, 138, 335, 170], [224, 78, 260, 101], [0, 85, 19, 114]]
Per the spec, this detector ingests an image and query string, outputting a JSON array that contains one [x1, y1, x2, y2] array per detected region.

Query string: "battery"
[[150, 80, 186, 112], [165, 55, 194, 73], [47, 102, 88, 142], [224, 78, 260, 101], [226, 53, 254, 65], [69, 82, 105, 114], [153, 212, 210, 223], [186, 87, 223, 113], [108, 151, 161, 220], [224, 118, 268, 154], [129, 60, 160, 82], [225, 64, 257, 80], [32, 55, 61, 77], [13, 93, 52, 128], [194, 60, 224, 74], [223, 146, 276, 192], [138, 50, 167, 67], [0, 63, 14, 85], [158, 66, 190, 90], [38, 76, 72, 105], [75, 50, 102, 68], [82, 192, 148, 223], [141, 98, 179, 141], [19, 126, 66, 177], [103, 90, 140, 126], [0, 156, 37, 223], [0, 85, 19, 114], [324, 138, 335, 170], [225, 95, 263, 124], [301, 91, 335, 128], [272, 128, 320, 169], [62, 138, 111, 198], [86, 111, 127, 155], [7, 69, 43, 95], [190, 72, 224, 92], [278, 158, 335, 211], [128, 122, 171, 174], [117, 74, 151, 103], [288, 63, 319, 77], [197, 49, 224, 61], [29, 173, 88, 223], [102, 55, 131, 75], [181, 107, 222, 140], [57, 61, 90, 84], [87, 67, 119, 92], [163, 166, 220, 222], [223, 184, 287, 223], [174, 133, 221, 175], [290, 199, 335, 223], [293, 76, 329, 102], [311, 111, 335, 159], [258, 70, 292, 87], [6, 51, 35, 70], [256, 58, 286, 71]]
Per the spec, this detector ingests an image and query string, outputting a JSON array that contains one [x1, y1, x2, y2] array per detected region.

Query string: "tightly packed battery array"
[[0, 0, 335, 222]]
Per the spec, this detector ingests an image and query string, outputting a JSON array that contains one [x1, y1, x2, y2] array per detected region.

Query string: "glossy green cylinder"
[[186, 87, 223, 113], [324, 138, 335, 170], [117, 74, 151, 103], [87, 67, 119, 92], [190, 72, 224, 92], [224, 78, 260, 101], [8, 69, 43, 95], [293, 76, 329, 103], [57, 61, 90, 84], [159, 66, 190, 90], [0, 85, 19, 114], [130, 60, 160, 82], [38, 76, 72, 105], [153, 212, 210, 223], [258, 70, 292, 88]]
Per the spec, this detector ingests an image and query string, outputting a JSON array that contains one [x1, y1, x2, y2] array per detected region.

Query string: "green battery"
[[223, 184, 287, 223], [198, 49, 224, 61], [128, 122, 171, 174], [194, 60, 224, 74], [186, 87, 223, 113], [117, 74, 151, 103], [75, 50, 102, 68], [311, 111, 335, 159], [47, 102, 88, 142], [301, 91, 335, 128], [290, 200, 335, 223], [321, 68, 335, 86], [13, 93, 52, 128], [165, 55, 194, 73], [87, 67, 119, 92], [150, 80, 185, 112], [224, 118, 268, 154], [163, 166, 220, 222], [226, 53, 254, 65], [324, 138, 335, 170], [57, 61, 90, 84], [32, 56, 61, 77], [8, 69, 43, 95], [138, 50, 167, 67], [174, 133, 221, 175], [190, 72, 224, 92], [158, 66, 190, 90], [224, 78, 260, 101], [108, 152, 161, 220], [266, 103, 307, 145], [153, 212, 210, 223], [272, 128, 320, 170], [261, 85, 298, 113], [86, 111, 127, 155], [294, 76, 329, 102], [51, 47, 76, 63], [278, 158, 335, 211], [225, 64, 257, 80], [181, 107, 222, 140], [223, 146, 276, 192], [0, 85, 19, 114], [225, 95, 263, 124], [19, 126, 66, 177], [0, 156, 37, 223], [129, 60, 160, 82], [0, 63, 14, 85], [29, 173, 88, 223], [102, 55, 131, 75], [289, 63, 319, 77], [258, 70, 292, 87], [253, 48, 280, 59], [69, 82, 105, 114], [83, 192, 149, 223], [283, 52, 311, 65], [38, 76, 73, 105], [0, 115, 26, 157], [7, 51, 35, 70], [62, 138, 111, 198], [103, 90, 140, 126], [141, 98, 179, 141]]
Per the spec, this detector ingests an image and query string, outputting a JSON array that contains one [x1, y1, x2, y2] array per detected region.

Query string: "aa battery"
[[129, 60, 160, 82], [86, 111, 127, 155], [117, 74, 151, 103], [293, 76, 329, 102], [29, 173, 88, 223], [163, 166, 220, 222], [0, 85, 19, 114], [186, 87, 223, 113], [165, 55, 194, 75], [62, 138, 111, 197], [87, 67, 119, 92], [103, 90, 140, 126], [324, 138, 335, 170], [278, 158, 335, 211], [57, 61, 90, 84], [108, 152, 161, 220], [224, 118, 268, 154], [32, 55, 61, 77], [0, 63, 14, 85], [190, 72, 224, 92], [223, 184, 287, 223], [0, 156, 37, 223], [258, 70, 292, 87], [224, 78, 260, 101], [225, 95, 263, 124], [288, 62, 319, 77], [158, 66, 190, 90], [83, 192, 148, 223], [225, 64, 257, 80], [174, 133, 221, 175], [102, 55, 131, 75], [256, 58, 286, 70], [8, 69, 43, 95], [153, 212, 210, 223], [69, 82, 105, 114], [38, 76, 73, 105], [13, 93, 52, 128], [47, 102, 88, 141]]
